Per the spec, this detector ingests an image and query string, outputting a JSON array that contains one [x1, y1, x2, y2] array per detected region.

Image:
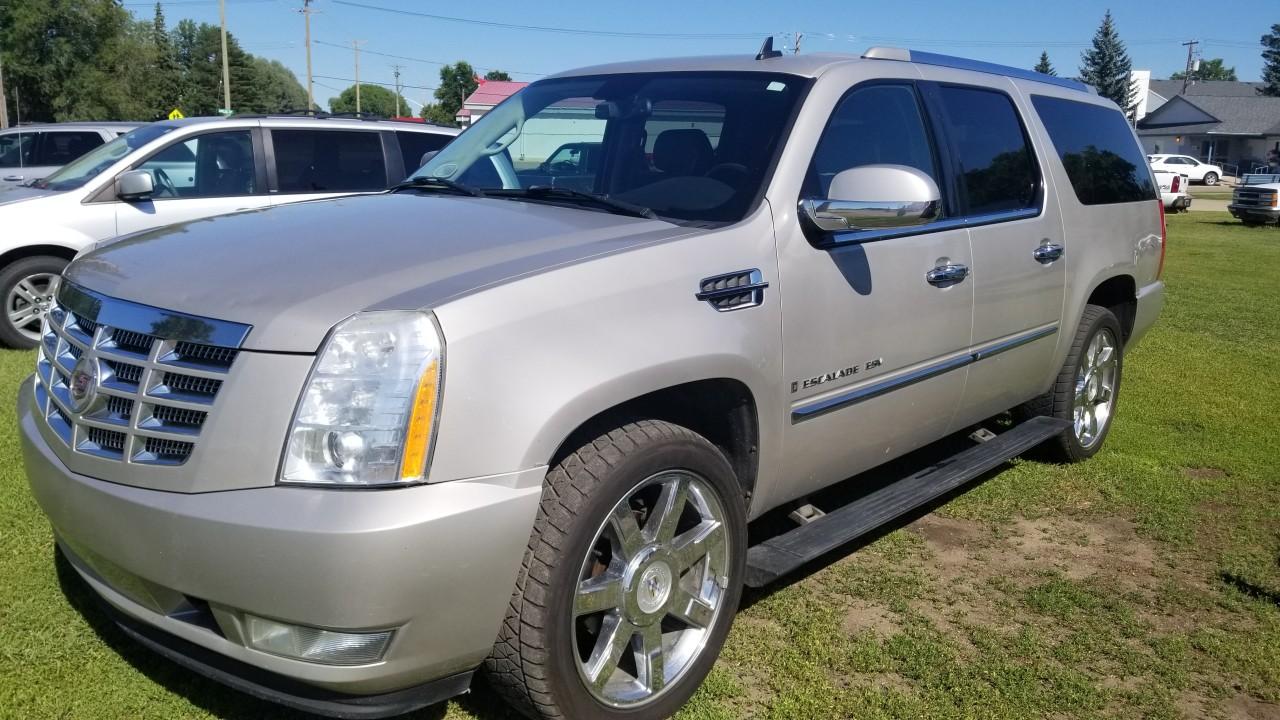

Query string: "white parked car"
[[0, 122, 142, 190], [1153, 169, 1191, 212], [1147, 154, 1223, 185], [0, 115, 458, 348]]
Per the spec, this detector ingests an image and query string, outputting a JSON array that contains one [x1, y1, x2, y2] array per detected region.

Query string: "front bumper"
[[19, 377, 544, 714], [1228, 205, 1280, 222]]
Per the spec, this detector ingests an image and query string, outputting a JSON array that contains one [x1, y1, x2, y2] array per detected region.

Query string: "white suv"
[[1147, 154, 1223, 185], [0, 115, 458, 348]]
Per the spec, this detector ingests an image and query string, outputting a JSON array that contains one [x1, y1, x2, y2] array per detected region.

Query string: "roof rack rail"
[[862, 47, 1094, 94]]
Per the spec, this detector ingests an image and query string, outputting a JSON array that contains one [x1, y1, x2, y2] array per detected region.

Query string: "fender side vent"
[[696, 269, 768, 312]]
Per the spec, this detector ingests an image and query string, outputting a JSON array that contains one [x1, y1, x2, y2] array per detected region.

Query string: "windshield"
[[415, 72, 806, 225], [34, 124, 175, 192]]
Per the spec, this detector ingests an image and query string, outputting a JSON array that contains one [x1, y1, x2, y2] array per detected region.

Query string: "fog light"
[[245, 615, 394, 666]]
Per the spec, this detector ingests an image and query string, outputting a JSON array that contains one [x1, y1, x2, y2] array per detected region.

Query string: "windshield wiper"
[[393, 175, 487, 198], [501, 185, 656, 219]]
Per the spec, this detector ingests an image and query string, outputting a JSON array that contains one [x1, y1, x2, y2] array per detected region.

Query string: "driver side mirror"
[[419, 150, 439, 169], [116, 169, 154, 202], [800, 164, 941, 240]]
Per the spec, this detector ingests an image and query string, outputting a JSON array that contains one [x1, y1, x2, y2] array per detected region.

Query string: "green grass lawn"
[[1, 212, 1277, 719]]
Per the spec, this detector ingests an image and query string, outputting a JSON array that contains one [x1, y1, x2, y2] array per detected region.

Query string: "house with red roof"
[[457, 79, 529, 127]]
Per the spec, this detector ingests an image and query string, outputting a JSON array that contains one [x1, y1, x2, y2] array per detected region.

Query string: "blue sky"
[[126, 0, 1273, 110]]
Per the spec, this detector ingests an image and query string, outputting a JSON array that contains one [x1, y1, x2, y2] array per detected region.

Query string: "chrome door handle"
[[925, 263, 969, 287], [1033, 243, 1065, 264], [3, 175, 23, 182]]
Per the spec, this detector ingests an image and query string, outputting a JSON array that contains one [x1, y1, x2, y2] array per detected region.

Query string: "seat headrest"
[[653, 129, 713, 176]]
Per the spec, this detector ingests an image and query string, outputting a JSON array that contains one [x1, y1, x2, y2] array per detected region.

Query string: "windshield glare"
[[34, 124, 175, 192], [416, 72, 805, 225]]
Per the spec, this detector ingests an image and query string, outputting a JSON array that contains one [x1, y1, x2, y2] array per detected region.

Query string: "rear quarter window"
[[1030, 95, 1155, 205]]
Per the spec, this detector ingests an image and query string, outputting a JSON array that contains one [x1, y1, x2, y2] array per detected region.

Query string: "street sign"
[[217, 108, 234, 117], [167, 108, 185, 120]]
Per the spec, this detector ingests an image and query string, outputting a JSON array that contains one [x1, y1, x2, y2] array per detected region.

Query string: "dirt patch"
[[1185, 467, 1229, 480], [842, 601, 901, 638], [1179, 691, 1280, 720]]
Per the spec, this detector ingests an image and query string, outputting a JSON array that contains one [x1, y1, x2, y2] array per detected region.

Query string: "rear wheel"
[[485, 420, 746, 719], [1202, 171, 1219, 186], [0, 255, 66, 349], [1020, 305, 1123, 462]]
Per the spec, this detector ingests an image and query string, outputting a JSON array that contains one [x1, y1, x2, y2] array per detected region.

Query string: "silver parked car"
[[0, 115, 458, 348], [0, 121, 141, 189], [20, 46, 1164, 719]]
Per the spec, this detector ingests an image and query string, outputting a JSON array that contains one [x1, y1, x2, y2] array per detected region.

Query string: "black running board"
[[744, 416, 1070, 587]]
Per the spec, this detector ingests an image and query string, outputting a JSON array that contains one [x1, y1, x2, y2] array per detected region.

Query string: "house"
[[1137, 85, 1280, 174], [456, 80, 529, 127]]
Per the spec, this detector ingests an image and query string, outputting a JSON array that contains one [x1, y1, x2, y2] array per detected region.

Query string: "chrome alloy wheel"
[[573, 470, 730, 708], [6, 272, 58, 343], [1073, 327, 1118, 448]]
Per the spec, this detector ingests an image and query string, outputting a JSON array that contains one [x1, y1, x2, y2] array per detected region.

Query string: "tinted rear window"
[[934, 86, 1038, 215], [1031, 95, 1155, 205], [273, 129, 387, 193]]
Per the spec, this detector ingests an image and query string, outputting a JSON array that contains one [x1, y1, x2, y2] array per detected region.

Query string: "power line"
[[329, 0, 772, 40], [314, 74, 436, 92], [313, 39, 544, 77]]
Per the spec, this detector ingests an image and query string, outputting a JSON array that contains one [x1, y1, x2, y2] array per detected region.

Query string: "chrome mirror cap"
[[116, 170, 155, 202], [801, 164, 942, 235]]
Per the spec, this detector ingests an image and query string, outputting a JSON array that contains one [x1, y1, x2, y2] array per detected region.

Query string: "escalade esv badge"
[[68, 356, 100, 414]]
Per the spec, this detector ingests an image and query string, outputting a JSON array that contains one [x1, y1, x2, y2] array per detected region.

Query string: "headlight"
[[281, 311, 443, 486]]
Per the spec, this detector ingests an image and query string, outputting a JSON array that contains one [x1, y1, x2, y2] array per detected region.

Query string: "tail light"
[[1171, 174, 1181, 193], [1156, 199, 1167, 279]]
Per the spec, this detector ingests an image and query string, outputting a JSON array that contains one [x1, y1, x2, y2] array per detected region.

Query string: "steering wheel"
[[152, 168, 179, 198]]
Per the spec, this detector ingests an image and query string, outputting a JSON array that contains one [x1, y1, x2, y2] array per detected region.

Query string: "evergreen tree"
[[1262, 24, 1280, 96], [483, 70, 512, 81], [1079, 11, 1136, 113], [1034, 51, 1057, 76]]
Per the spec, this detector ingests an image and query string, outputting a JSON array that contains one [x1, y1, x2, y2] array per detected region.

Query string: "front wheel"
[[0, 255, 67, 349], [1202, 172, 1219, 186], [486, 420, 747, 719], [1020, 305, 1124, 462]]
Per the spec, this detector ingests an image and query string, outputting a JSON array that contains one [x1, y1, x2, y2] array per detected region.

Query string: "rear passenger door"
[[266, 128, 392, 205], [394, 130, 453, 176], [920, 81, 1066, 423]]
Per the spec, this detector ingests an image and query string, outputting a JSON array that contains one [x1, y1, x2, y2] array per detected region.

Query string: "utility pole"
[[392, 64, 403, 117], [219, 0, 232, 112], [1181, 40, 1199, 95], [301, 0, 316, 110], [352, 40, 366, 113], [0, 53, 9, 129], [793, 32, 802, 54]]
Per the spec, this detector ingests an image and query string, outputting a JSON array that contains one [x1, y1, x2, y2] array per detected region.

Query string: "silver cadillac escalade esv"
[[19, 44, 1165, 720]]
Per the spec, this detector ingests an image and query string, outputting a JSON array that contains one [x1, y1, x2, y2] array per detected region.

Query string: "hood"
[[0, 184, 55, 205], [66, 193, 693, 352]]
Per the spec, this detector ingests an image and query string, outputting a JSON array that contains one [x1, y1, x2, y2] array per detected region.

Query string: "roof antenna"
[[756, 36, 783, 61]]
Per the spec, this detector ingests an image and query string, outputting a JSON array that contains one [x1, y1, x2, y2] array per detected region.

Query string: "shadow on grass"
[[53, 551, 520, 720], [1219, 570, 1280, 608]]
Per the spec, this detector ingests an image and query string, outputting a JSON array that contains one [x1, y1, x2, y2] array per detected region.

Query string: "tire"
[[485, 420, 748, 720], [1203, 172, 1219, 186], [0, 255, 67, 350], [1019, 305, 1124, 462]]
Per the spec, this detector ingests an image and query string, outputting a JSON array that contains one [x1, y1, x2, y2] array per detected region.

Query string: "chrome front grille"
[[32, 283, 250, 467]]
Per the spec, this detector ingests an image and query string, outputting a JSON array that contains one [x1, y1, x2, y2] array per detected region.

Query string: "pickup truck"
[[1154, 169, 1191, 212], [20, 44, 1165, 720], [1228, 173, 1280, 225]]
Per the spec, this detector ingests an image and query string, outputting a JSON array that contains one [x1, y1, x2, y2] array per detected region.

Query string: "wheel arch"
[[1085, 273, 1137, 344], [0, 243, 78, 272], [544, 375, 762, 503]]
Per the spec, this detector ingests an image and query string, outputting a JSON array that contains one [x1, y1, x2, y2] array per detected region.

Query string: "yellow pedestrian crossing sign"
[[168, 108, 185, 120]]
